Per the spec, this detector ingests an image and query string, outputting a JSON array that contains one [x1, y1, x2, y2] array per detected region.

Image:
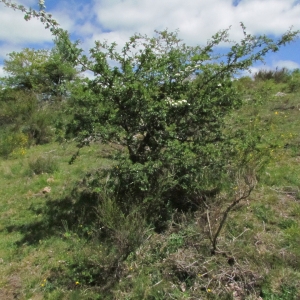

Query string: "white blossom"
[[165, 97, 190, 107], [39, 0, 46, 10]]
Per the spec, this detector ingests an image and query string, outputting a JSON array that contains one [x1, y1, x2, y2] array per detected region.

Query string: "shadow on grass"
[[3, 172, 134, 294], [4, 184, 101, 246]]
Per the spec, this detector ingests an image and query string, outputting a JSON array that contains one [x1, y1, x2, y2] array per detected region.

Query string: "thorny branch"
[[207, 172, 257, 254]]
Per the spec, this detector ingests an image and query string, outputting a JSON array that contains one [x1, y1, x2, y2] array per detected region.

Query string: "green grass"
[[1, 79, 300, 299], [0, 141, 114, 299]]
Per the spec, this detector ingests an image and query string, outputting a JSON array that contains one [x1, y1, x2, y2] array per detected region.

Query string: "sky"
[[0, 0, 300, 78]]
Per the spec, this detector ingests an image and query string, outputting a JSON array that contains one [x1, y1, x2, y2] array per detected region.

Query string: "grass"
[[0, 141, 114, 299], [1, 78, 300, 299]]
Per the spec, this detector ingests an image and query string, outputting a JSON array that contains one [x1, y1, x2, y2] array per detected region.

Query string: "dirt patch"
[[0, 275, 22, 300]]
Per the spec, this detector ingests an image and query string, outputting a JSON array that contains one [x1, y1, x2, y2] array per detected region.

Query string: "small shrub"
[[0, 130, 28, 158], [22, 109, 56, 145], [234, 76, 255, 91], [286, 69, 300, 92], [167, 233, 185, 253], [96, 196, 151, 258], [28, 155, 58, 175], [254, 68, 290, 83]]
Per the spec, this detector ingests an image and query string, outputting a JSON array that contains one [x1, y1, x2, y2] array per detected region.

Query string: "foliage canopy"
[[1, 0, 299, 225], [2, 46, 77, 100], [63, 27, 298, 221], [0, 41, 78, 149]]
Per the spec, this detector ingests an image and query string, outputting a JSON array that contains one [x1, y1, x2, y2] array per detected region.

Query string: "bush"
[[0, 89, 37, 127], [59, 27, 298, 233], [0, 88, 58, 146], [28, 155, 58, 175], [96, 196, 150, 258], [23, 108, 55, 145], [2, 1, 299, 233], [286, 69, 300, 92], [254, 68, 290, 83], [0, 130, 28, 158]]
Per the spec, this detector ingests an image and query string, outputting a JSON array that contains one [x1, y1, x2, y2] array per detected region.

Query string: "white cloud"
[[50, 9, 76, 32], [90, 0, 300, 48], [241, 58, 299, 77], [82, 70, 96, 80], [272, 60, 300, 69], [13, 0, 37, 6], [93, 0, 234, 44], [246, 65, 271, 75], [0, 65, 6, 78], [0, 7, 53, 47], [1, 0, 300, 64], [0, 44, 21, 61], [50, 2, 94, 33], [234, 0, 300, 35]]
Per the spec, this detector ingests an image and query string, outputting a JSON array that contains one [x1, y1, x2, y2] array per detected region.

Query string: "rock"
[[41, 186, 51, 194], [46, 177, 55, 183], [275, 92, 287, 97]]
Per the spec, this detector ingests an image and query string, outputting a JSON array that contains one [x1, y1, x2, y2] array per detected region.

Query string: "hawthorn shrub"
[[1, 0, 299, 230], [64, 28, 298, 229]]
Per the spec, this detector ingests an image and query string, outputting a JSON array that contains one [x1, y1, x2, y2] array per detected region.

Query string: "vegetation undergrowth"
[[0, 1, 300, 299], [0, 71, 299, 300]]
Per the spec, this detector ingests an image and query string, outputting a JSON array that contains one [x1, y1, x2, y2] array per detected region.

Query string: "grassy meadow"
[[0, 73, 300, 299]]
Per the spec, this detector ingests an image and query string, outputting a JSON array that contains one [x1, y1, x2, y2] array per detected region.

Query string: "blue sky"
[[1, 0, 300, 77]]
